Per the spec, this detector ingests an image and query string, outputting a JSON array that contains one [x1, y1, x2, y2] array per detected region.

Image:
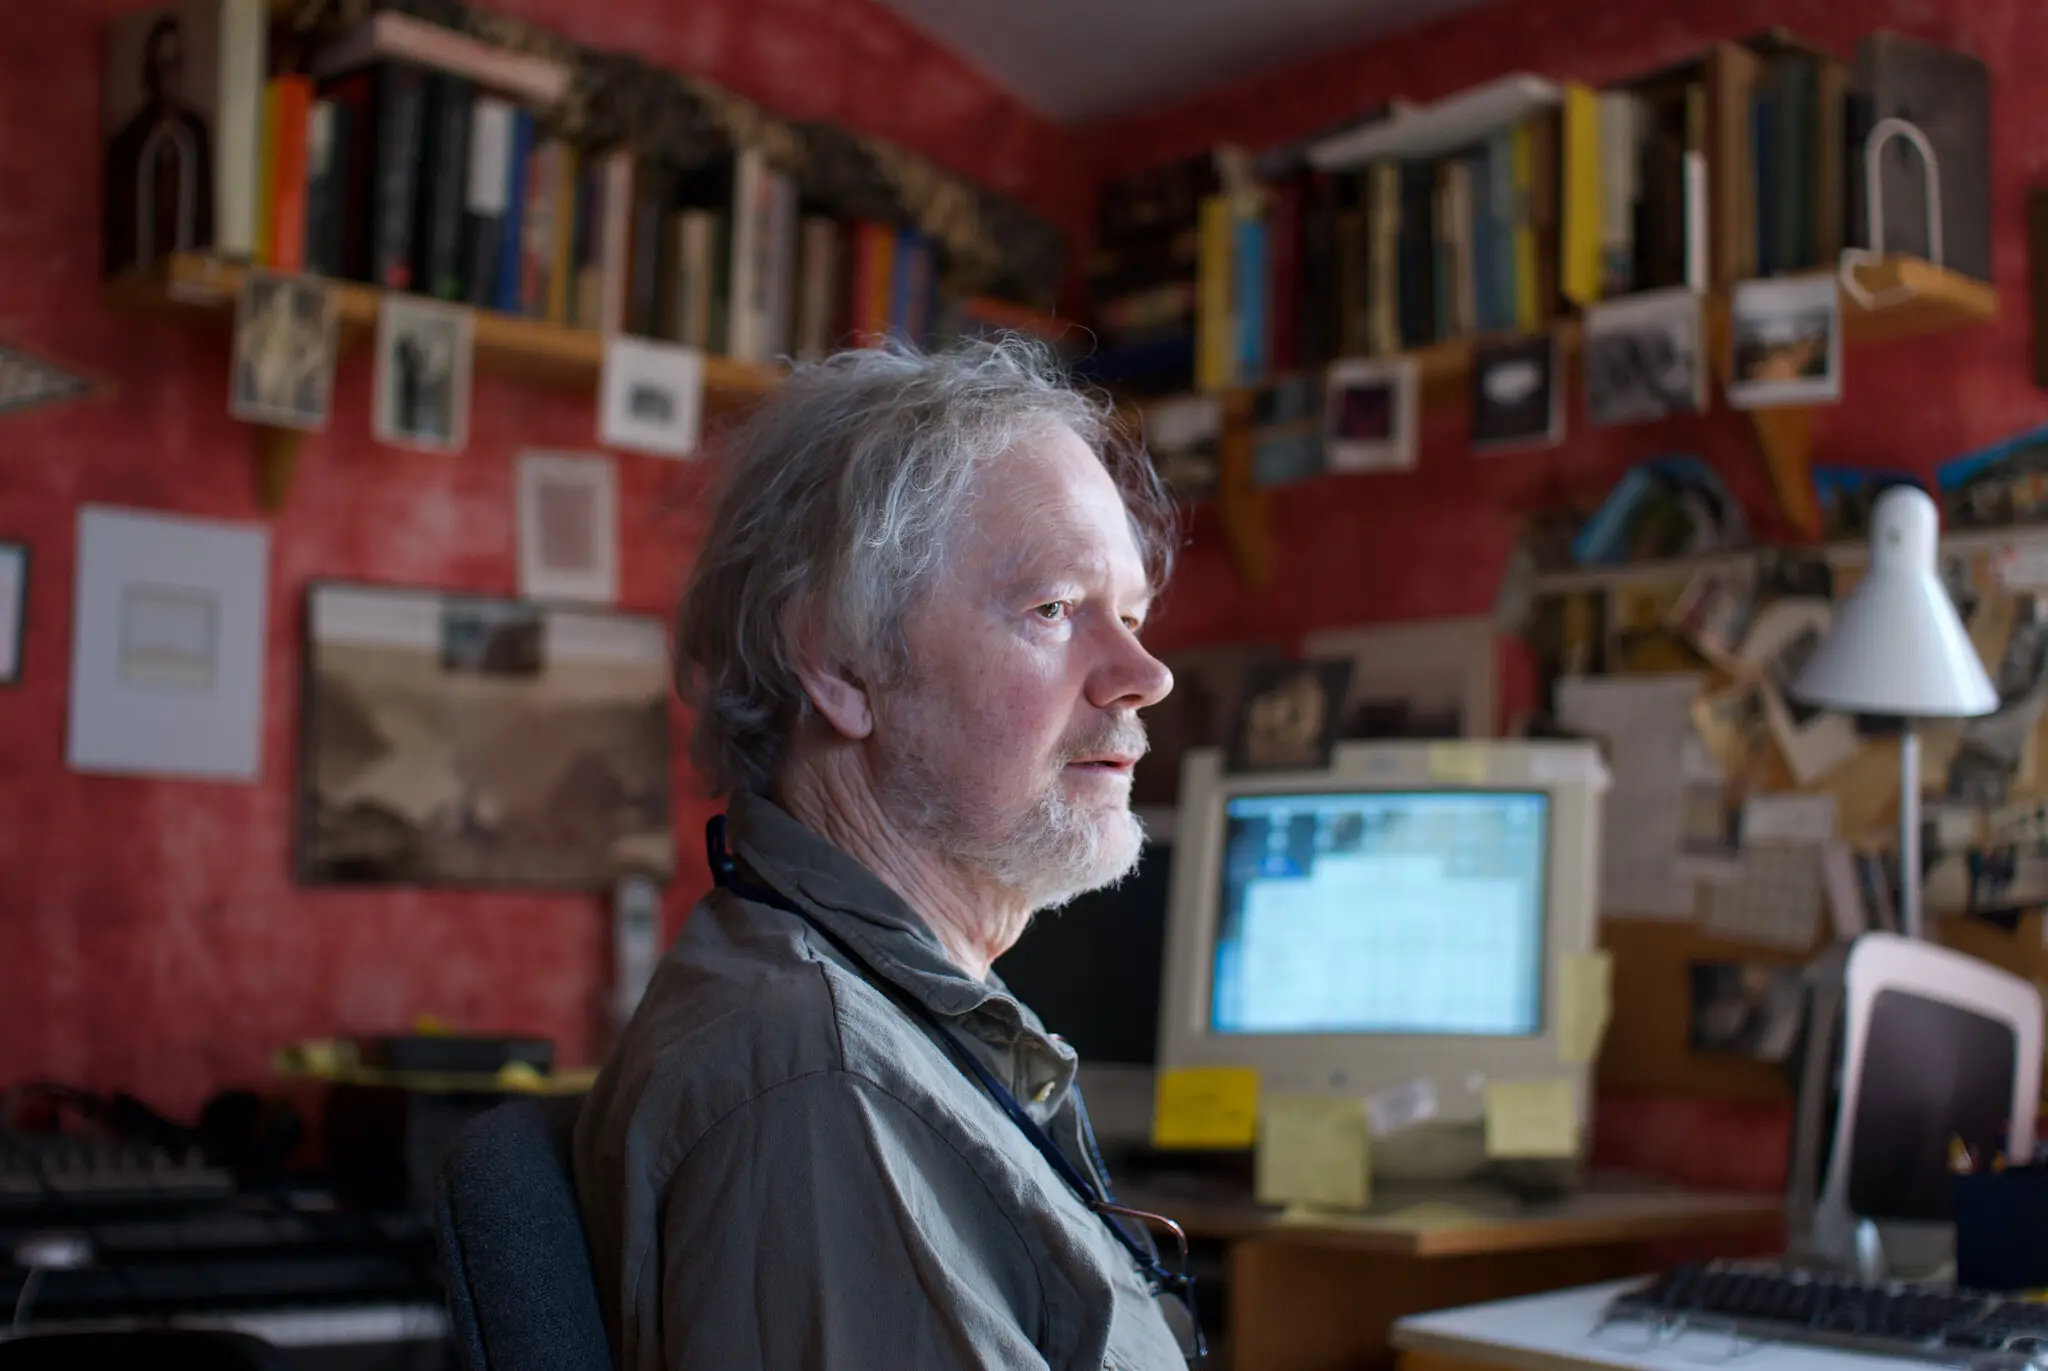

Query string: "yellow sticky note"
[[1152, 1066, 1260, 1149], [1556, 951, 1613, 1066], [1483, 1078, 1579, 1159], [1255, 1095, 1371, 1211], [1427, 742, 1489, 784]]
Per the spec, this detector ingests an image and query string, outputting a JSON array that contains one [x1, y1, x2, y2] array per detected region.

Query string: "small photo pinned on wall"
[[373, 295, 474, 452], [600, 336, 704, 459], [1227, 658, 1354, 775], [0, 541, 25, 687], [1728, 273, 1842, 409], [229, 271, 338, 430], [1323, 356, 1417, 473], [1582, 287, 1707, 426], [517, 451, 619, 605], [1470, 334, 1562, 453]]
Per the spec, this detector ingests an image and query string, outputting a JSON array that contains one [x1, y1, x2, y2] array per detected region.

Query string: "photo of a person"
[[230, 273, 337, 429], [373, 297, 473, 452], [102, 9, 214, 275]]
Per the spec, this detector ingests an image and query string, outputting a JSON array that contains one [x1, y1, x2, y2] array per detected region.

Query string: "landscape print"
[[300, 582, 673, 889]]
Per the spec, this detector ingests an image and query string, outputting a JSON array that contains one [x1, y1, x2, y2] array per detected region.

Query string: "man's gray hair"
[[675, 335, 1178, 798]]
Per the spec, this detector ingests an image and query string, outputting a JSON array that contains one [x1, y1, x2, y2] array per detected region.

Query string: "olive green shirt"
[[572, 792, 1189, 1370]]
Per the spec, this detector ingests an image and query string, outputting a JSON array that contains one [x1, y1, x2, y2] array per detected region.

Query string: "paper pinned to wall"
[[1256, 1095, 1371, 1211], [1483, 1078, 1579, 1159], [1742, 794, 1838, 846], [1701, 844, 1825, 950], [1555, 674, 1702, 918], [1556, 951, 1614, 1065], [1820, 841, 1869, 941]]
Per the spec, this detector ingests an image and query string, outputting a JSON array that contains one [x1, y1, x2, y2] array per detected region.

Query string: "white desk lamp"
[[1790, 485, 1996, 940]]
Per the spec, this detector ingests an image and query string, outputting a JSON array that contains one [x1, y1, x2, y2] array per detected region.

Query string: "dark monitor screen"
[[1847, 988, 2017, 1222], [993, 842, 1172, 1066]]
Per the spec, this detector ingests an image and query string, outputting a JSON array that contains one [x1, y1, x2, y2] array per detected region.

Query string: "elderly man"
[[574, 338, 1194, 1369]]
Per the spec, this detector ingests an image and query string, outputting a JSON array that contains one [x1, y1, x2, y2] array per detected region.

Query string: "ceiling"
[[870, 0, 1497, 125]]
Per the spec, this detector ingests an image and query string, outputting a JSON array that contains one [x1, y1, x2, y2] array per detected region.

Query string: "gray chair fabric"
[[433, 1096, 613, 1371]]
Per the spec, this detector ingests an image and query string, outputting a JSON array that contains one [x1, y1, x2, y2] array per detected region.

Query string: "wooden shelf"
[[1410, 254, 1996, 414], [103, 253, 787, 507]]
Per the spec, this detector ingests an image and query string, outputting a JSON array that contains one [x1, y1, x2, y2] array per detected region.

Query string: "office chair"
[[433, 1095, 613, 1371], [0, 1329, 282, 1370]]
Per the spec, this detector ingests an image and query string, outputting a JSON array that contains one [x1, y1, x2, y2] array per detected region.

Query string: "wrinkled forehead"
[[953, 426, 1151, 595]]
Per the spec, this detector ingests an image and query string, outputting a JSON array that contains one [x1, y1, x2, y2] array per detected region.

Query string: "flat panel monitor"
[[1156, 741, 1607, 1182]]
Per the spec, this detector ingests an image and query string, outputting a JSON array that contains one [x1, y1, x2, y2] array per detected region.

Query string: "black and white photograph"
[[517, 451, 619, 605], [599, 335, 704, 458], [373, 296, 474, 452], [229, 271, 338, 430], [1728, 273, 1842, 409], [1323, 356, 1416, 473], [1582, 287, 1706, 426], [299, 582, 673, 890], [1143, 394, 1224, 502], [1469, 335, 1562, 452], [1689, 961, 1808, 1062], [1737, 597, 1860, 784]]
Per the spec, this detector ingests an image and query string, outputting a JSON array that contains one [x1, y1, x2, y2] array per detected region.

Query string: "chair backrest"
[[433, 1096, 614, 1371]]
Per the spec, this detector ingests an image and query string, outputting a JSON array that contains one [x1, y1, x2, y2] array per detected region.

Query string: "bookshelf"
[[103, 253, 787, 508]]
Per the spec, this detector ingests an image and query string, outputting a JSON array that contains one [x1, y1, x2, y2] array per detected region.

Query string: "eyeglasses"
[[1095, 1199, 1207, 1365]]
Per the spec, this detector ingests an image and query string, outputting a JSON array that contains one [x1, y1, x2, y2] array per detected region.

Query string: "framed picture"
[[1323, 357, 1417, 472], [1583, 287, 1707, 426], [1302, 616, 1499, 741], [373, 295, 474, 452], [517, 451, 619, 604], [66, 506, 270, 780], [0, 540, 25, 686], [229, 271, 338, 430], [1470, 334, 1563, 453], [599, 336, 703, 458], [1728, 273, 1842, 409], [298, 581, 673, 890]]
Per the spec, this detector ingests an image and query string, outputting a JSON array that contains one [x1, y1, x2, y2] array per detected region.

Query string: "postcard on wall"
[[599, 336, 704, 458], [1470, 335, 1563, 453], [1582, 287, 1707, 427], [1323, 356, 1417, 473], [67, 506, 269, 781], [1145, 394, 1225, 502], [229, 271, 338, 430], [517, 451, 619, 605], [373, 295, 474, 453], [1739, 597, 1861, 784], [1727, 273, 1842, 409], [1228, 659, 1354, 774]]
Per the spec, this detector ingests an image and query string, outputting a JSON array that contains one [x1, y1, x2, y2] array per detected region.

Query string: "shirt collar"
[[723, 792, 1034, 1031]]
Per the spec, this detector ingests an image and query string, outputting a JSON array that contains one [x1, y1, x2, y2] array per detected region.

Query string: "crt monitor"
[[1155, 740, 1606, 1183]]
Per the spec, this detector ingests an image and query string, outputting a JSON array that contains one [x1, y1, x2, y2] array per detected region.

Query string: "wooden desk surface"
[[1119, 1173, 1783, 1258]]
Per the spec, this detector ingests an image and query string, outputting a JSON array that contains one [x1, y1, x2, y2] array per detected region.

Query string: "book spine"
[[415, 73, 474, 300], [269, 77, 313, 273], [518, 137, 553, 316], [213, 0, 268, 260], [795, 215, 836, 361], [494, 108, 533, 313], [461, 95, 512, 308], [254, 81, 278, 267], [369, 63, 426, 290], [1265, 178, 1301, 374], [1233, 211, 1266, 383], [546, 143, 577, 325], [302, 101, 337, 275], [1194, 195, 1233, 390], [596, 147, 634, 337], [627, 161, 670, 337], [1560, 82, 1602, 306]]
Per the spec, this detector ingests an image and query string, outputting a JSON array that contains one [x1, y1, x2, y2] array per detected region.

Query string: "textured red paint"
[[0, 0, 1079, 1118]]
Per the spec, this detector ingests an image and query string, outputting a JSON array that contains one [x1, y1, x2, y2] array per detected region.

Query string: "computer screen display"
[[1210, 790, 1549, 1037]]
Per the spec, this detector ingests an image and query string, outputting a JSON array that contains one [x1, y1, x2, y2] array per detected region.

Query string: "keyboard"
[[0, 1131, 235, 1213], [1608, 1262, 2048, 1364]]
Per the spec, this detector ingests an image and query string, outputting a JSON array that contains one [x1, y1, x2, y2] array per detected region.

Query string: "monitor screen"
[[1210, 790, 1549, 1037]]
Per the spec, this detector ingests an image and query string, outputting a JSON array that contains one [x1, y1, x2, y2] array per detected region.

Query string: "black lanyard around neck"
[[704, 815, 1195, 1310]]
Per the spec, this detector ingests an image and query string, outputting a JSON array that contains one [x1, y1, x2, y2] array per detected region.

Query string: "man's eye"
[[1035, 602, 1071, 622]]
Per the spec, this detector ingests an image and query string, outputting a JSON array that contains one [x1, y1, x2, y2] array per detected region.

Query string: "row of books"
[[102, 2, 1015, 363], [1086, 29, 1988, 396]]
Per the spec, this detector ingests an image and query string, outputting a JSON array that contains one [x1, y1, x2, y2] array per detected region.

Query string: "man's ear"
[[783, 598, 874, 740], [794, 656, 874, 740]]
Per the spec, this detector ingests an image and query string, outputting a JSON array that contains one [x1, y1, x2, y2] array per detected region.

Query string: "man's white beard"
[[873, 725, 1146, 913]]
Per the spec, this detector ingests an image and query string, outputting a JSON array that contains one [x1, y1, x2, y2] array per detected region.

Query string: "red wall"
[[1106, 0, 2048, 1191], [0, 0, 1081, 1118]]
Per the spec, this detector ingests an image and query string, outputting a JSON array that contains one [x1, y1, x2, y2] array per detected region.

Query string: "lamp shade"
[[1790, 485, 1997, 718]]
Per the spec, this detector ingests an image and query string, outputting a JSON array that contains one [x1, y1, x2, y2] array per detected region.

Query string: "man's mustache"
[[1062, 717, 1150, 764]]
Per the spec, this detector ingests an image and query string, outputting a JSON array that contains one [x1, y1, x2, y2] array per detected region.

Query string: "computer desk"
[[1117, 1174, 1782, 1371], [1391, 1279, 1903, 1371]]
